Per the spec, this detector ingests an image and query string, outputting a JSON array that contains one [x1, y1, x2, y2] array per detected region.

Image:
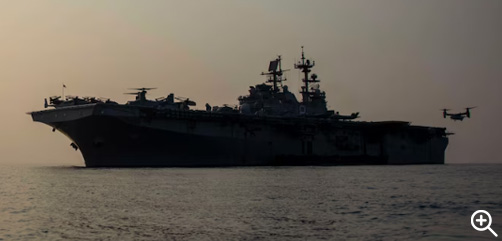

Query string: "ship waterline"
[[31, 103, 447, 167]]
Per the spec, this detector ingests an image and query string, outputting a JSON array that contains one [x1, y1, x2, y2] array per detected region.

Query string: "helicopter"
[[332, 112, 360, 120], [175, 97, 196, 106], [174, 97, 196, 111], [124, 88, 157, 102], [441, 107, 476, 121], [44, 95, 89, 108], [125, 88, 197, 110], [44, 96, 63, 108]]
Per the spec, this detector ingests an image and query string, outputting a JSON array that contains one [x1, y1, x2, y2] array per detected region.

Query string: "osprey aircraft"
[[442, 107, 476, 121]]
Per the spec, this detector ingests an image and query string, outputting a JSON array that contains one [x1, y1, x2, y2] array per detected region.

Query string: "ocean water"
[[0, 164, 501, 240]]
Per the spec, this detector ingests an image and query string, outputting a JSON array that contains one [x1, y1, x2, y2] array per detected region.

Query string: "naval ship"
[[30, 48, 448, 167]]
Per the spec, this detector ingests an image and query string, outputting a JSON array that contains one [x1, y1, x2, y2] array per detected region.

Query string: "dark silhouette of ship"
[[30, 48, 448, 167]]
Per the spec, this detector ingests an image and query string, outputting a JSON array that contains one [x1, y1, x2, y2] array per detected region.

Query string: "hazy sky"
[[1, 0, 501, 165]]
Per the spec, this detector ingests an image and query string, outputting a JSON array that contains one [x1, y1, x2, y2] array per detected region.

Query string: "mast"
[[62, 83, 66, 101], [294, 46, 319, 103], [261, 55, 286, 92]]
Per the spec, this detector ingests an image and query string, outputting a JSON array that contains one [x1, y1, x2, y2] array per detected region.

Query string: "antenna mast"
[[261, 55, 287, 92], [294, 46, 318, 103]]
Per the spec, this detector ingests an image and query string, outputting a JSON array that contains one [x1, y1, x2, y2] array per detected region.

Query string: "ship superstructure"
[[30, 48, 448, 167], [295, 46, 329, 116], [238, 55, 300, 117]]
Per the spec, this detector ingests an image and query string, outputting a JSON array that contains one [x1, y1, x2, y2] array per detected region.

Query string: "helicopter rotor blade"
[[128, 87, 157, 91]]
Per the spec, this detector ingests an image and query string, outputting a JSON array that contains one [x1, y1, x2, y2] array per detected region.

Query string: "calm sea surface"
[[0, 164, 501, 240]]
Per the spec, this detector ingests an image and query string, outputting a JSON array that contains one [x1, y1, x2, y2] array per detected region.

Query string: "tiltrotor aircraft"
[[442, 107, 476, 121]]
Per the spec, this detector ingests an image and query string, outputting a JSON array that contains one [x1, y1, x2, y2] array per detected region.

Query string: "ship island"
[[30, 48, 449, 167]]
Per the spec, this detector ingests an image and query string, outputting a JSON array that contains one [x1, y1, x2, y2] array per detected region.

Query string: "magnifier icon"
[[471, 210, 498, 237]]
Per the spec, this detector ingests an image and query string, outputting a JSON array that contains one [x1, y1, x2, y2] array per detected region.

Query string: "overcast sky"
[[0, 0, 501, 165]]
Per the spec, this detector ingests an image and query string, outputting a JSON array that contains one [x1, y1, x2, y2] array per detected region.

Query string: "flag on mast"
[[62, 84, 66, 100]]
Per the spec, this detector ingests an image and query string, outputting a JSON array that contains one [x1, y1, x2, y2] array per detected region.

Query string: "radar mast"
[[261, 55, 287, 92], [294, 46, 320, 103]]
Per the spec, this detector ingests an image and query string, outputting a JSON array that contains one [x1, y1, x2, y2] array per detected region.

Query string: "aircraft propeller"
[[128, 87, 157, 91]]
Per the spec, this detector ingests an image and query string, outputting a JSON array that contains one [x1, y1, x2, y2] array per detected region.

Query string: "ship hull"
[[31, 104, 448, 167]]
